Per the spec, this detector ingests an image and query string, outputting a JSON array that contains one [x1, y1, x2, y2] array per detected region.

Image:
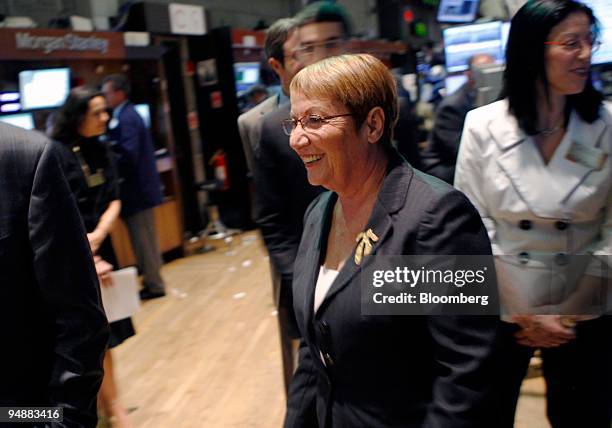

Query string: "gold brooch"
[[354, 228, 379, 265]]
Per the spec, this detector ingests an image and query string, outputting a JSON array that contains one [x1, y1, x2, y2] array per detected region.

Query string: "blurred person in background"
[[284, 53, 498, 428], [238, 17, 300, 174], [52, 86, 135, 428], [455, 1, 611, 426], [253, 2, 351, 394], [423, 53, 495, 184], [0, 120, 109, 427], [238, 16, 305, 394], [390, 51, 424, 170], [102, 74, 166, 301]]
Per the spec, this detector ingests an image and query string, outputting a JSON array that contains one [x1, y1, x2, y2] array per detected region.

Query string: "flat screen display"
[[19, 68, 70, 110], [581, 0, 612, 65], [0, 112, 35, 130], [234, 62, 260, 93], [437, 0, 480, 23], [443, 21, 505, 73], [134, 103, 151, 128]]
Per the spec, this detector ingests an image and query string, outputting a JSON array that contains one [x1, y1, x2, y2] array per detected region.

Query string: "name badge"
[[565, 141, 608, 170], [86, 170, 106, 188]]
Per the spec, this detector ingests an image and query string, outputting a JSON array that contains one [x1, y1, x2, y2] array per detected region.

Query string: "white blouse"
[[314, 265, 340, 314]]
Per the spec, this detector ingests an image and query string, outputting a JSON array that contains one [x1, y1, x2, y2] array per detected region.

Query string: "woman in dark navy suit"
[[283, 54, 500, 428]]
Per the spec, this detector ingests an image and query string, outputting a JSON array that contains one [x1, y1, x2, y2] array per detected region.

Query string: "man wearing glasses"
[[252, 1, 351, 395], [293, 2, 350, 66], [238, 18, 301, 173], [238, 17, 304, 396]]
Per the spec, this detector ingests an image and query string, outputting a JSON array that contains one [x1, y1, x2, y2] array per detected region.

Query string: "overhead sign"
[[0, 28, 125, 60], [169, 3, 206, 35]]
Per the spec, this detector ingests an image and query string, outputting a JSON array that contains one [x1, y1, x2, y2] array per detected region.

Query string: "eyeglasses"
[[544, 36, 602, 53], [294, 38, 346, 61], [282, 113, 352, 136]]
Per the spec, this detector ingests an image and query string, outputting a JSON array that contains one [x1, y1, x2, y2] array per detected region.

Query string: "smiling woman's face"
[[289, 91, 366, 193], [544, 11, 593, 97]]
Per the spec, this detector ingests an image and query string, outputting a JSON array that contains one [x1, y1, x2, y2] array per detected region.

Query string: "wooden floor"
[[112, 231, 548, 428]]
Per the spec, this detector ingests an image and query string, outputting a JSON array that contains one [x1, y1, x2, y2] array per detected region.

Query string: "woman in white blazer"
[[455, 1, 611, 427]]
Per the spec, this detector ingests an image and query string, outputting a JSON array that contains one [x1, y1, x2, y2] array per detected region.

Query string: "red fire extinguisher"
[[210, 149, 230, 190]]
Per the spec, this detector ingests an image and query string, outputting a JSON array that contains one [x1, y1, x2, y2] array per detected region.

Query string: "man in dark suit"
[[238, 17, 303, 395], [422, 53, 495, 183], [253, 2, 351, 393], [238, 18, 299, 175], [102, 74, 166, 300], [0, 123, 109, 426]]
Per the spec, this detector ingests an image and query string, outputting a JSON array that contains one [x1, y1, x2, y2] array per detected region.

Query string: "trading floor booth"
[[0, 27, 184, 267]]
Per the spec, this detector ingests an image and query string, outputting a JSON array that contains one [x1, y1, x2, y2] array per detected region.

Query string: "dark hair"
[[264, 17, 297, 64], [51, 86, 104, 143], [102, 73, 131, 97], [295, 1, 352, 38], [501, 0, 603, 135]]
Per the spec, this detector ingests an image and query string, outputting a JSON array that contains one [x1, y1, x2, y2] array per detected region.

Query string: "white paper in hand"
[[100, 267, 141, 323]]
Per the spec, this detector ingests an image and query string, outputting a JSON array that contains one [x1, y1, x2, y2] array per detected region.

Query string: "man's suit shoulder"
[[0, 123, 52, 168], [259, 103, 291, 149], [437, 83, 472, 115], [262, 102, 290, 129], [238, 95, 278, 127], [119, 103, 146, 128]]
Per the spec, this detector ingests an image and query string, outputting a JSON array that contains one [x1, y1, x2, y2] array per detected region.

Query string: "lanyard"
[[72, 145, 105, 188]]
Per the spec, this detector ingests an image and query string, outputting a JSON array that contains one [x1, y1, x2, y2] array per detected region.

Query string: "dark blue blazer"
[[285, 151, 500, 428], [109, 102, 162, 217]]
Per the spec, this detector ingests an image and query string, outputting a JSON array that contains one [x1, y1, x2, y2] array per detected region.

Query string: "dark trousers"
[[271, 265, 300, 396], [124, 208, 165, 293], [495, 316, 612, 428]]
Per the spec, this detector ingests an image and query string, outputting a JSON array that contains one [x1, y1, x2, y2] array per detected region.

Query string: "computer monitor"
[[234, 62, 260, 93], [437, 0, 480, 23], [19, 68, 70, 110], [0, 112, 35, 130], [581, 0, 612, 65], [134, 104, 151, 128], [473, 63, 505, 107], [445, 74, 469, 96], [443, 21, 505, 73]]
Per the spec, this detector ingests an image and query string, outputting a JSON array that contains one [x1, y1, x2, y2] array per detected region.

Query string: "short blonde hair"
[[290, 53, 398, 145]]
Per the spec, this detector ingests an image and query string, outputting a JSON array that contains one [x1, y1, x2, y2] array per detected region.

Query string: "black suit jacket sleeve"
[[431, 100, 466, 161], [284, 340, 319, 428], [430, 86, 472, 163], [417, 190, 498, 427], [29, 142, 109, 427]]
